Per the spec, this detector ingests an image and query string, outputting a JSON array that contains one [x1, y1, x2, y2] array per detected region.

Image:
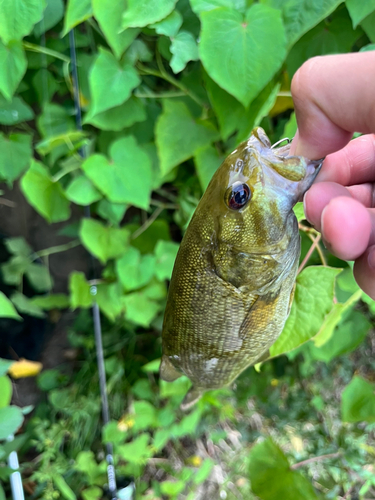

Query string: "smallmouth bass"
[[160, 128, 322, 409]]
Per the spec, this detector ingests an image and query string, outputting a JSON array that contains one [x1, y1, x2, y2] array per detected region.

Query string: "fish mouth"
[[297, 157, 324, 201]]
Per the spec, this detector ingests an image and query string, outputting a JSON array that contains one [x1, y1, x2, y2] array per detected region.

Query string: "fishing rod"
[[69, 29, 118, 500], [69, 29, 136, 500]]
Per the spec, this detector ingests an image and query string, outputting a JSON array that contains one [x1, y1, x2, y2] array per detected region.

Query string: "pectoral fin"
[[180, 386, 204, 411], [160, 355, 182, 382]]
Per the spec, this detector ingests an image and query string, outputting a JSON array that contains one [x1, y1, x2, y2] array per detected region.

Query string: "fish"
[[160, 127, 322, 410]]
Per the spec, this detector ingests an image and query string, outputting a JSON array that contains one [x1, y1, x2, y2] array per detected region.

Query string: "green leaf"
[[1, 255, 30, 286], [26, 263, 53, 292], [0, 376, 12, 408], [53, 474, 77, 500], [194, 144, 223, 190], [170, 30, 199, 73], [156, 99, 218, 175], [150, 10, 183, 36], [79, 218, 130, 264], [82, 486, 102, 500], [0, 291, 22, 320], [116, 247, 155, 291], [82, 136, 152, 209], [96, 282, 124, 321], [34, 0, 64, 36], [30, 294, 70, 310], [32, 69, 59, 104], [84, 96, 146, 131], [249, 438, 321, 500], [199, 4, 286, 107], [0, 0, 45, 44], [308, 310, 370, 363], [117, 433, 152, 463], [4, 237, 32, 256], [160, 376, 191, 398], [190, 0, 234, 15], [313, 289, 362, 347], [35, 130, 87, 156], [0, 133, 32, 183], [160, 481, 185, 497], [96, 199, 127, 225], [142, 359, 161, 373], [0, 94, 34, 125], [154, 240, 179, 280], [65, 175, 103, 205], [0, 41, 27, 101], [204, 74, 278, 141], [0, 406, 24, 440], [62, 0, 92, 36], [69, 271, 93, 309], [123, 290, 160, 327], [20, 160, 71, 222], [10, 292, 45, 318], [132, 401, 158, 431], [88, 48, 141, 116], [360, 43, 375, 52], [346, 0, 375, 28], [0, 359, 15, 377], [269, 266, 341, 357], [194, 459, 215, 484], [282, 112, 297, 141], [361, 11, 375, 42], [103, 422, 127, 445], [37, 103, 74, 137], [0, 485, 5, 500], [122, 0, 178, 29], [342, 376, 375, 423], [293, 202, 306, 222], [262, 0, 343, 48], [153, 428, 170, 451], [92, 0, 139, 59], [286, 8, 362, 77]]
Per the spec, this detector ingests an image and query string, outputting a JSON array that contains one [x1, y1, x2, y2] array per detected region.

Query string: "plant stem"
[[291, 451, 341, 470], [131, 206, 164, 240], [32, 240, 80, 261], [0, 198, 16, 208], [52, 162, 82, 182], [297, 234, 321, 274], [23, 41, 71, 63], [134, 90, 185, 98], [137, 62, 207, 109]]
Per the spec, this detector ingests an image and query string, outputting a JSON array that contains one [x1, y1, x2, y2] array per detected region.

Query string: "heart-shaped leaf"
[[199, 4, 286, 106], [82, 135, 152, 210], [122, 0, 178, 29], [79, 218, 130, 264], [88, 48, 141, 116], [155, 99, 218, 175]]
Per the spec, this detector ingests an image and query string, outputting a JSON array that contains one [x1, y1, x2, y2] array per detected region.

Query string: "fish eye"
[[225, 182, 251, 210]]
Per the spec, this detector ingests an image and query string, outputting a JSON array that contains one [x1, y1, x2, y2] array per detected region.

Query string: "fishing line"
[[69, 29, 118, 500]]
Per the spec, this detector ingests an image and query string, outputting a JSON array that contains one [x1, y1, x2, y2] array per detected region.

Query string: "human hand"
[[290, 52, 375, 299]]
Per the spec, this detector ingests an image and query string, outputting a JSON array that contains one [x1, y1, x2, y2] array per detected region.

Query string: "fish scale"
[[160, 128, 323, 409]]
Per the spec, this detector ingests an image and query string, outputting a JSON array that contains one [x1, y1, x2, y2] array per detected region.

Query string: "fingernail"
[[320, 207, 332, 252]]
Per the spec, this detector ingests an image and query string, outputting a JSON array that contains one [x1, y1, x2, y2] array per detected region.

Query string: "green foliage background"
[[0, 0, 375, 499]]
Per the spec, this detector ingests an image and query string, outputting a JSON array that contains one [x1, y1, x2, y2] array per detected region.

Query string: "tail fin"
[[180, 386, 204, 411], [159, 355, 182, 382]]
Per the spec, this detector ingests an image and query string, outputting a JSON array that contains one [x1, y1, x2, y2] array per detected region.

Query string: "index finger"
[[290, 52, 375, 160]]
